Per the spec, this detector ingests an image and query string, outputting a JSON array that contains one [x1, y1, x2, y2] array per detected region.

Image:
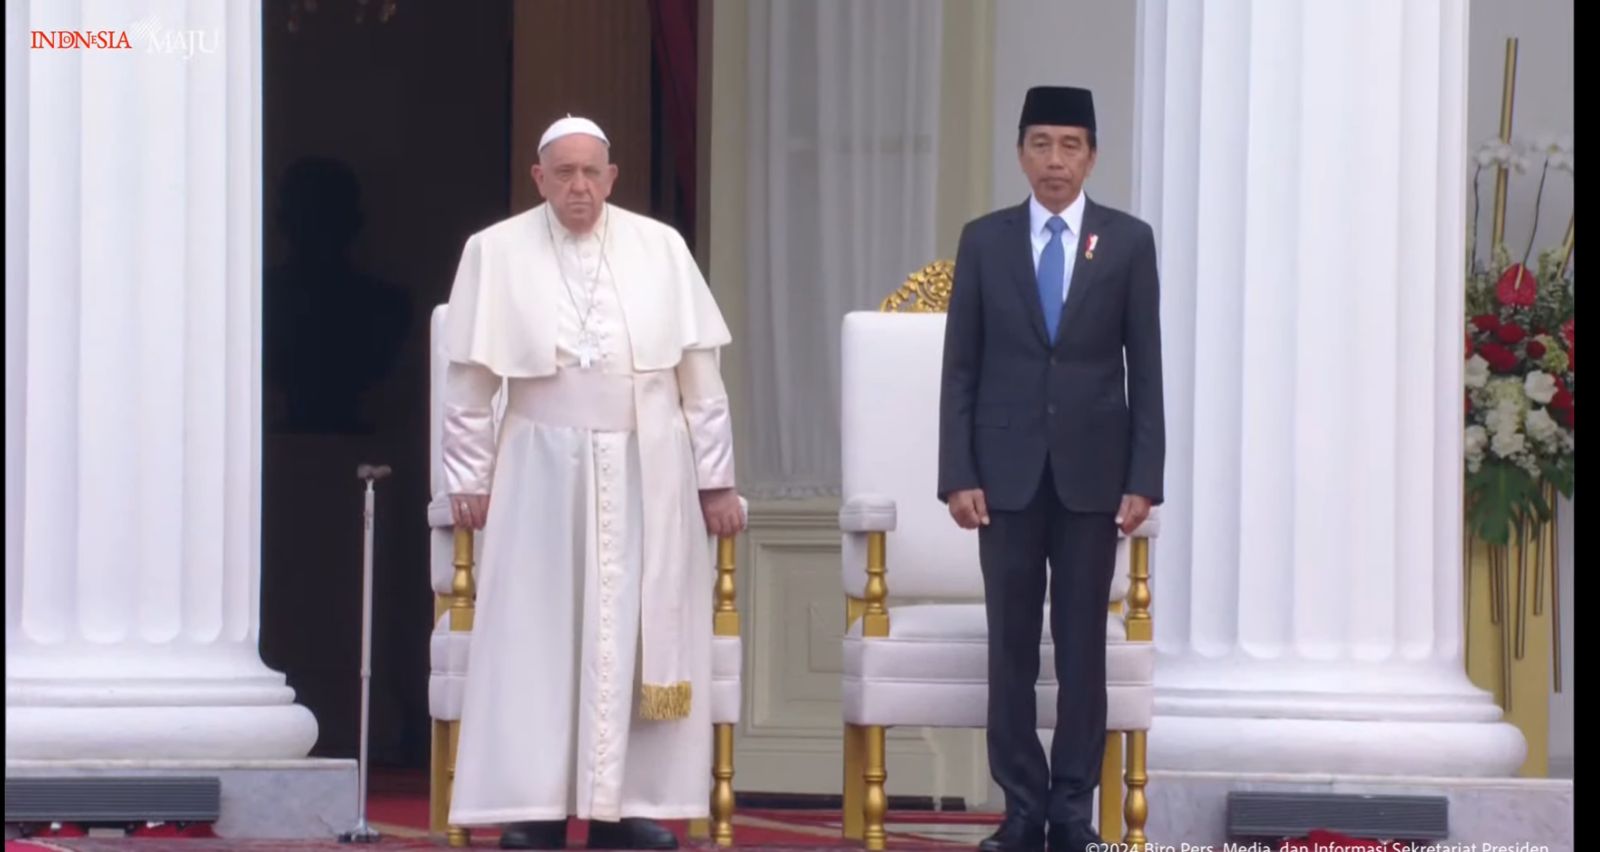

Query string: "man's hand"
[[947, 488, 990, 530], [1116, 494, 1152, 535], [701, 488, 745, 538], [450, 493, 491, 531]]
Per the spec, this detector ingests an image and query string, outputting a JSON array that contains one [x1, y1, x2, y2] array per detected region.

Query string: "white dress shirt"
[[1029, 191, 1086, 304]]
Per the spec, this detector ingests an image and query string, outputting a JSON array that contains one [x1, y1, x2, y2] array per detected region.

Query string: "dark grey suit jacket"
[[937, 197, 1164, 514]]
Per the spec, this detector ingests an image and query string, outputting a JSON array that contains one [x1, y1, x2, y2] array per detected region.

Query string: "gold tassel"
[[639, 682, 693, 720]]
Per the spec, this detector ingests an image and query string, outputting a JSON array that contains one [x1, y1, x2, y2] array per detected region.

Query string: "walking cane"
[[340, 463, 392, 844]]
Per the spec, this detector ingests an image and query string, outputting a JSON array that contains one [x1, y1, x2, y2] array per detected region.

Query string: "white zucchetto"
[[539, 115, 609, 152]]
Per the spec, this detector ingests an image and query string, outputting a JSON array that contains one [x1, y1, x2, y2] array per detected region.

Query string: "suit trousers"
[[978, 461, 1118, 826]]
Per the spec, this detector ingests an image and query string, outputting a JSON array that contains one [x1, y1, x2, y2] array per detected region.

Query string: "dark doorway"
[[260, 0, 699, 771]]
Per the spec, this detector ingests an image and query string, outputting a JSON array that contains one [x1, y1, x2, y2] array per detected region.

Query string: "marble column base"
[[6, 704, 319, 761], [5, 759, 358, 839], [1141, 769, 1573, 850]]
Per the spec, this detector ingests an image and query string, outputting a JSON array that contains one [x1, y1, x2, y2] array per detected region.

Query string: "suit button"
[[1047, 405, 1057, 415], [1050, 356, 1060, 366]]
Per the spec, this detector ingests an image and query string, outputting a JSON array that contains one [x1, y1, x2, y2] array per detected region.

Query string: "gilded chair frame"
[[839, 261, 1154, 849]]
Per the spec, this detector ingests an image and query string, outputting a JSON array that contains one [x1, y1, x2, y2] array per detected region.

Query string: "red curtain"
[[649, 0, 697, 228]]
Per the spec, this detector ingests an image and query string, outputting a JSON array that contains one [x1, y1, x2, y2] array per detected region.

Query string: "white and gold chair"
[[424, 305, 746, 847], [838, 263, 1158, 849]]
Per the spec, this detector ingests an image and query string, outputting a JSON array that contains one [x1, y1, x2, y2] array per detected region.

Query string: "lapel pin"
[[1085, 233, 1099, 259]]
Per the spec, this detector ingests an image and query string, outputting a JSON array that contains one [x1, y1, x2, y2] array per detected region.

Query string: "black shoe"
[[501, 819, 570, 850], [1046, 820, 1102, 852], [586, 818, 679, 850], [977, 817, 1046, 852]]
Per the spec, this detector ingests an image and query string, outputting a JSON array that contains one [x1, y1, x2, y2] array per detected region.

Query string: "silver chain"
[[545, 204, 612, 348]]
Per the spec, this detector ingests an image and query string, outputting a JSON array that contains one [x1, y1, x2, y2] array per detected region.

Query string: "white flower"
[[1465, 424, 1489, 459], [1487, 377, 1528, 410], [1527, 133, 1574, 172], [1465, 355, 1491, 389], [1524, 371, 1558, 405], [1485, 399, 1523, 437], [1526, 408, 1561, 446], [1491, 429, 1526, 459], [1532, 132, 1573, 156], [1476, 139, 1515, 168]]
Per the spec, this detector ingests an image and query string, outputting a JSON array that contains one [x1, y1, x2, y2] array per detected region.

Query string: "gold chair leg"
[[445, 719, 471, 848], [843, 723, 866, 840], [430, 720, 451, 837], [712, 722, 736, 846], [863, 725, 888, 851], [1099, 731, 1125, 842], [1124, 730, 1148, 848], [687, 819, 711, 841]]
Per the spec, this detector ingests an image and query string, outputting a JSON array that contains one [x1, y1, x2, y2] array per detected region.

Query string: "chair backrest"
[[839, 309, 1136, 605], [840, 311, 984, 600]]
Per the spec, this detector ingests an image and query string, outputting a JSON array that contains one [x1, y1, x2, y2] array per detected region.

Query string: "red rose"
[[1550, 389, 1574, 411], [1496, 323, 1527, 344], [1477, 343, 1520, 374], [1496, 264, 1538, 307], [1466, 330, 1475, 356], [1527, 340, 1547, 359], [1472, 314, 1501, 333]]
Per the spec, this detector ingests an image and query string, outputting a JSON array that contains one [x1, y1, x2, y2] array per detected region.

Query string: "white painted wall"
[[1467, 0, 1574, 264], [991, 0, 1137, 214]]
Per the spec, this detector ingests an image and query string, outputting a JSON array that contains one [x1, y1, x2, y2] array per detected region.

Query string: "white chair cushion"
[[429, 610, 471, 721], [841, 603, 1153, 731], [430, 617, 744, 725], [712, 635, 742, 725]]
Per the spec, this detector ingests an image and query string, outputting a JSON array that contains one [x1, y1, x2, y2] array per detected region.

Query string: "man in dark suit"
[[937, 86, 1164, 852]]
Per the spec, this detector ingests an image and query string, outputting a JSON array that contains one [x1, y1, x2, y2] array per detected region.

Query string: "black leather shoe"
[[501, 819, 569, 850], [1047, 819, 1103, 852], [977, 817, 1046, 852], [586, 818, 679, 850]]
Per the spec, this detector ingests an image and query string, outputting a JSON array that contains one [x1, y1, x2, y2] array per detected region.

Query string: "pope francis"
[[439, 116, 744, 850]]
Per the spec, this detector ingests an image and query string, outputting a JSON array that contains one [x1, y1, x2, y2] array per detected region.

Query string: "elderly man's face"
[[532, 134, 617, 233], [1018, 125, 1096, 212]]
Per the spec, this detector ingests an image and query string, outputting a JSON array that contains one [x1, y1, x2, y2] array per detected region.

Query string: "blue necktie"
[[1038, 216, 1067, 342]]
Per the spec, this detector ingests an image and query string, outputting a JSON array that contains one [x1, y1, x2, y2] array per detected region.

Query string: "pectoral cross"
[[576, 335, 599, 370]]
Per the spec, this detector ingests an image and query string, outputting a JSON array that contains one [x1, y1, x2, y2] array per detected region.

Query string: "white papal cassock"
[[439, 202, 736, 824]]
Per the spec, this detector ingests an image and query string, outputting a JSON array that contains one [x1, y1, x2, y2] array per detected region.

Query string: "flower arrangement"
[[1463, 134, 1574, 547]]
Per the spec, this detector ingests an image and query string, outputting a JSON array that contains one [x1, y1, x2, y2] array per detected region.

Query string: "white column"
[[1135, 0, 1524, 776], [5, 0, 317, 760]]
